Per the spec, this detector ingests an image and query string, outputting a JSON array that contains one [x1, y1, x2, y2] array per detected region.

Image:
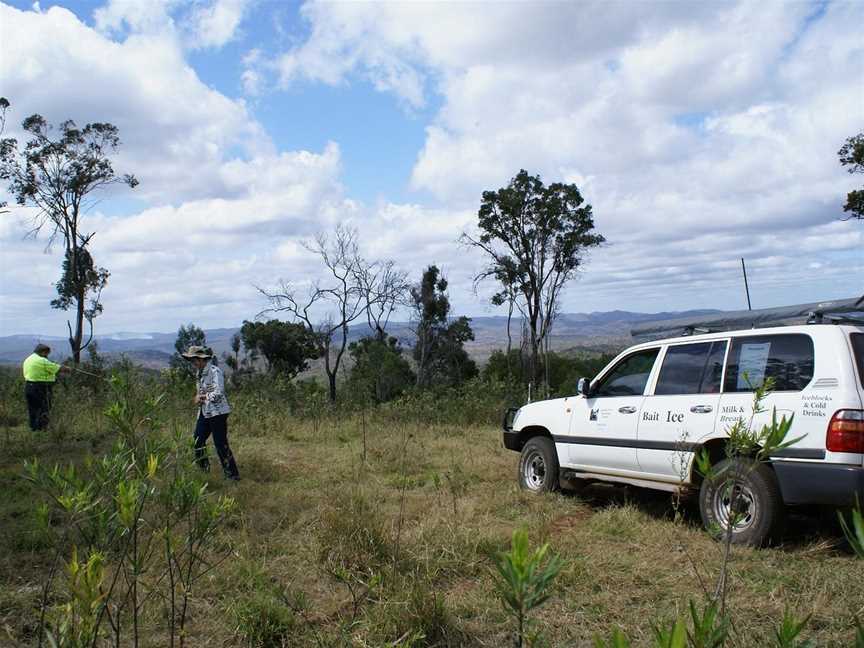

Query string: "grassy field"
[[0, 374, 862, 647]]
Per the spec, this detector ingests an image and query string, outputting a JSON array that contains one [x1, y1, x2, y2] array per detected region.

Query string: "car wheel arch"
[[515, 425, 553, 450], [691, 437, 776, 485]]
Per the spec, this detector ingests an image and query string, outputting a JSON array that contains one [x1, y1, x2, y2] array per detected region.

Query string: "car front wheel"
[[518, 437, 559, 493], [698, 457, 784, 546]]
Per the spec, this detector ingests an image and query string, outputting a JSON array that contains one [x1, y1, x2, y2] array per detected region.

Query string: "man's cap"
[[181, 345, 213, 360], [34, 343, 51, 355]]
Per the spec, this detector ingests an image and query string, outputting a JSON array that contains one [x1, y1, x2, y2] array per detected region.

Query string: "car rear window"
[[852, 333, 864, 389], [723, 334, 814, 392]]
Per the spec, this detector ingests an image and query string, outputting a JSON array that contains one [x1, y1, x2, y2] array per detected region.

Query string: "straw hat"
[[181, 345, 213, 360]]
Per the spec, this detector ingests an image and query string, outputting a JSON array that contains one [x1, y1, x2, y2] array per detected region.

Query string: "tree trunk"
[[529, 328, 540, 387], [543, 331, 551, 398], [528, 291, 542, 386], [323, 340, 337, 403], [505, 299, 513, 379], [327, 371, 337, 403], [415, 326, 428, 387], [72, 285, 85, 364]]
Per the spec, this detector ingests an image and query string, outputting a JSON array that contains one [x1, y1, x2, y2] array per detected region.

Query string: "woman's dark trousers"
[[25, 382, 52, 431], [194, 413, 239, 478]]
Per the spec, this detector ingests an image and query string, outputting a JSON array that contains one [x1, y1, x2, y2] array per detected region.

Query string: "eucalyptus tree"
[[170, 324, 207, 379], [462, 169, 604, 387], [411, 265, 477, 388], [839, 132, 863, 221], [239, 319, 319, 377], [0, 110, 138, 362]]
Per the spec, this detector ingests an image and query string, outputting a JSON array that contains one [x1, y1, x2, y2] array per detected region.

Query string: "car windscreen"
[[852, 333, 864, 389]]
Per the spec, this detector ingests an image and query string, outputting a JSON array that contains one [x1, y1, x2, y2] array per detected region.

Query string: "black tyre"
[[698, 457, 784, 546], [518, 437, 559, 493]]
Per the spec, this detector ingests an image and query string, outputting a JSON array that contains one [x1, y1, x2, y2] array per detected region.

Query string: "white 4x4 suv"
[[503, 322, 864, 545]]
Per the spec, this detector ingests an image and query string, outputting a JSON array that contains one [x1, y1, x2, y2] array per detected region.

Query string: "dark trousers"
[[25, 381, 53, 431], [194, 413, 239, 478]]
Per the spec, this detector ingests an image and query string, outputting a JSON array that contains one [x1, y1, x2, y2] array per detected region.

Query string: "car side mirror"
[[577, 377, 590, 397]]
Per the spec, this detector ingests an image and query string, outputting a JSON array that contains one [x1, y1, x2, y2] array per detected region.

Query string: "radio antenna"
[[741, 258, 752, 311]]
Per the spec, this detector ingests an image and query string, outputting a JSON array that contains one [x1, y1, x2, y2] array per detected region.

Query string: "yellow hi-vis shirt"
[[22, 353, 62, 382]]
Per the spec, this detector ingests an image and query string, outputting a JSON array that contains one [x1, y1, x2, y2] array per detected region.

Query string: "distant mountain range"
[[0, 309, 721, 368]]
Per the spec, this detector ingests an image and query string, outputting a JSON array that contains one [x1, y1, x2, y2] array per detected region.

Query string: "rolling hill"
[[0, 309, 721, 367]]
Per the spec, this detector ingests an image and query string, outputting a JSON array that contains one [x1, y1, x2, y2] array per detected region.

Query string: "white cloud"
[[187, 0, 250, 49], [94, 0, 250, 50], [94, 0, 178, 36], [0, 142, 351, 334], [0, 3, 270, 204], [241, 48, 264, 96]]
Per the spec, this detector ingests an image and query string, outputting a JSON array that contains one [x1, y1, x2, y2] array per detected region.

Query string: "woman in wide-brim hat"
[[183, 345, 240, 480]]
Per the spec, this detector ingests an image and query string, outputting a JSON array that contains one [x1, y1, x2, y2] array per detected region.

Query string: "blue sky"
[[0, 0, 861, 336]]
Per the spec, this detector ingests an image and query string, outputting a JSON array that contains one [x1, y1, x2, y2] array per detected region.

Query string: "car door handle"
[[690, 405, 713, 414], [618, 406, 637, 414]]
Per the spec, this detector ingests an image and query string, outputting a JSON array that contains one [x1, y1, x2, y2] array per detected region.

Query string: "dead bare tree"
[[358, 260, 410, 341], [260, 225, 369, 403]]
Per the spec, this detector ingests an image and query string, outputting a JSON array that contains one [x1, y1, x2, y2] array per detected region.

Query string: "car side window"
[[655, 340, 728, 395], [723, 334, 814, 392], [593, 348, 659, 398]]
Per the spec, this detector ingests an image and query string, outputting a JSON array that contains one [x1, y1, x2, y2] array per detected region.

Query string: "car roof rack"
[[682, 326, 720, 336], [808, 312, 864, 326], [631, 296, 864, 341]]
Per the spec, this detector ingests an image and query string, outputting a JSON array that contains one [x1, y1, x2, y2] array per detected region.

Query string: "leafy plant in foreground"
[[772, 609, 813, 648], [46, 548, 106, 648], [651, 618, 686, 648], [24, 367, 235, 647], [839, 499, 864, 558], [492, 528, 563, 647], [594, 627, 634, 648], [685, 600, 728, 648], [595, 604, 813, 648]]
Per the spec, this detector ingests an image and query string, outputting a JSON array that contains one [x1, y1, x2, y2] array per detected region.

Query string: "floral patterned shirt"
[[197, 362, 231, 418]]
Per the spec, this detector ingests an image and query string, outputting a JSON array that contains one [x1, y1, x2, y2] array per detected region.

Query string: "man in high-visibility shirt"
[[22, 344, 69, 431]]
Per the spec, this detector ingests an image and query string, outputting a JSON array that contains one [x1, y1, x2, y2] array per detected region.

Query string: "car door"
[[636, 340, 727, 481], [568, 347, 660, 473]]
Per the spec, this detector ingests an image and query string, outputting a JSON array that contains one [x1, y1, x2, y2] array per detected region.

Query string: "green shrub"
[[347, 335, 415, 404], [317, 488, 395, 574], [484, 349, 615, 398], [364, 577, 468, 647], [491, 528, 564, 648], [839, 501, 864, 558], [233, 592, 299, 648]]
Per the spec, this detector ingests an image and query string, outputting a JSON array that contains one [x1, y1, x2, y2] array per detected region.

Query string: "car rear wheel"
[[699, 457, 784, 546], [518, 437, 559, 493]]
